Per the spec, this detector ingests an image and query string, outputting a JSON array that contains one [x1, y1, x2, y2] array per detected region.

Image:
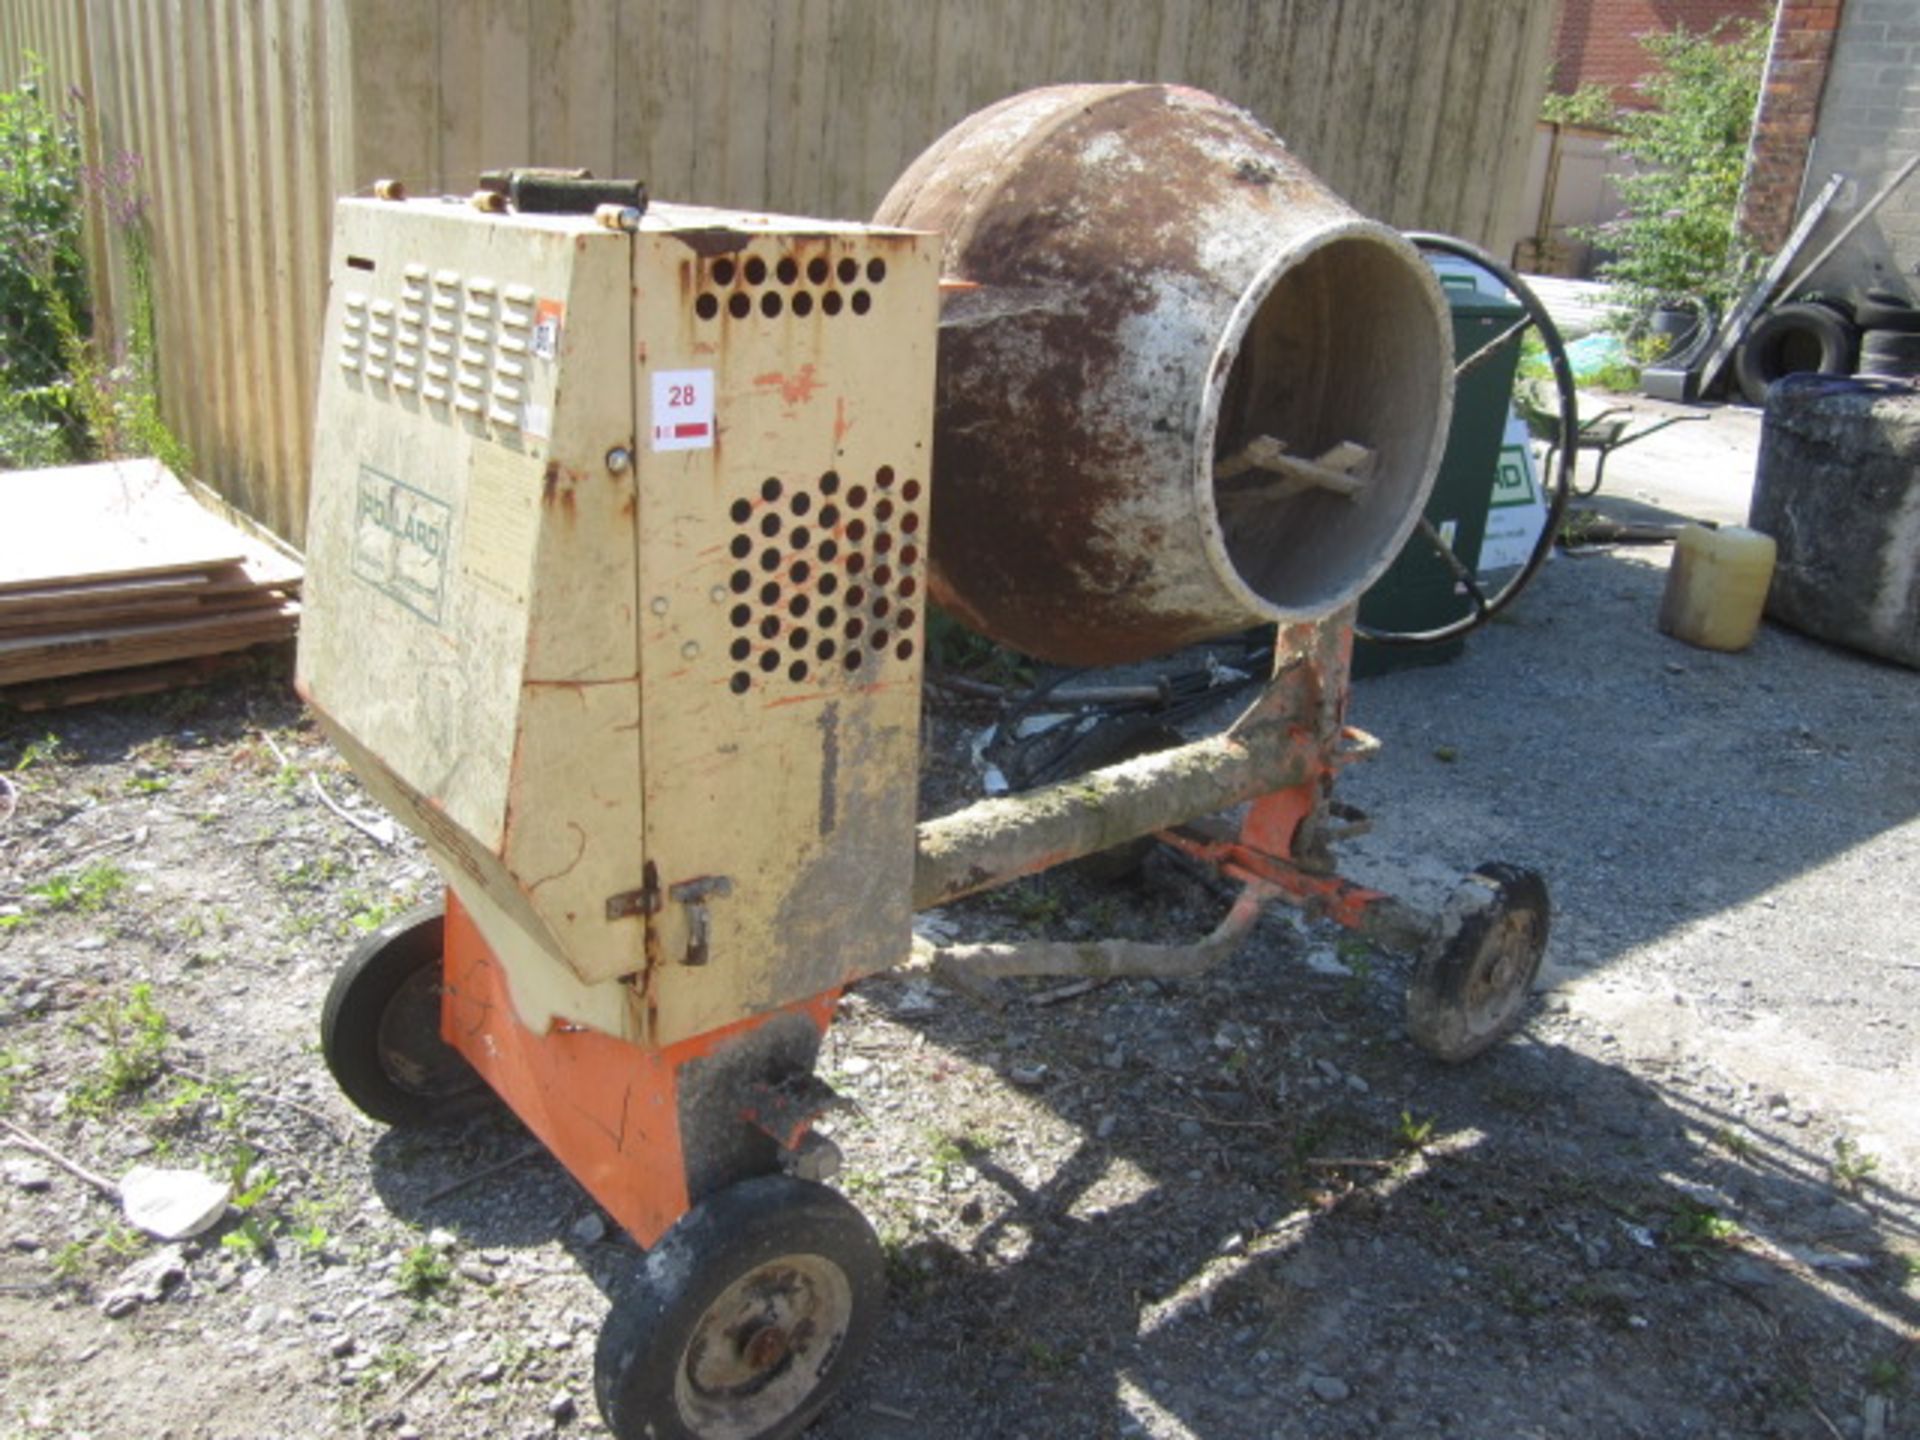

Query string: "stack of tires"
[[1856, 290, 1920, 381], [1732, 289, 1920, 403], [1732, 299, 1858, 405]]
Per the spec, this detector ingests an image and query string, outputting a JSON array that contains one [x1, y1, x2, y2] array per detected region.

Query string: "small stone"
[[457, 1261, 496, 1286], [549, 1392, 576, 1423], [427, 1227, 457, 1251], [1177, 1120, 1204, 1140], [475, 1359, 505, 1383], [571, 1213, 607, 1245], [4, 1159, 52, 1193], [330, 1335, 357, 1359], [1008, 1063, 1048, 1087], [73, 937, 109, 953], [840, 1056, 874, 1078], [1095, 1114, 1118, 1140], [1345, 1073, 1370, 1094], [1309, 1375, 1351, 1403]]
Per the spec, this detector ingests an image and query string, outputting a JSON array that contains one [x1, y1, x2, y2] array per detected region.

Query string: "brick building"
[[1551, 0, 1776, 106], [1529, 0, 1915, 294]]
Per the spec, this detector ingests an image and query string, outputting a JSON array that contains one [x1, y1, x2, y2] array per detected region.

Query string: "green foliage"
[[396, 1243, 452, 1300], [1394, 1110, 1435, 1151], [1541, 83, 1617, 129], [28, 860, 127, 914], [0, 60, 89, 466], [69, 981, 169, 1112], [1831, 1136, 1880, 1192], [0, 64, 189, 473], [1588, 20, 1770, 312], [1668, 1200, 1742, 1250]]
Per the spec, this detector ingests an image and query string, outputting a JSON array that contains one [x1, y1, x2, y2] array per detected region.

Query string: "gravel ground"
[[2, 476, 1917, 1439]]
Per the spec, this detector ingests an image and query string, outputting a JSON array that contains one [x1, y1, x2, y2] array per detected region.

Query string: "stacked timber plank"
[[1, 459, 300, 706]]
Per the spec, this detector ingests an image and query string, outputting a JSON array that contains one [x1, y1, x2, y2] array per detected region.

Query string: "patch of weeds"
[[68, 982, 170, 1112], [1668, 1200, 1742, 1252], [29, 861, 128, 915], [141, 1072, 243, 1136], [52, 1221, 148, 1283], [396, 1243, 452, 1300], [1865, 1355, 1905, 1395], [839, 1166, 881, 1198], [344, 893, 400, 935], [49, 1239, 92, 1281], [1710, 1125, 1756, 1160], [219, 1144, 281, 1260], [1830, 1137, 1880, 1193], [927, 1127, 986, 1186], [286, 1195, 340, 1257], [123, 773, 171, 795], [1394, 1110, 1435, 1152], [8, 732, 65, 773]]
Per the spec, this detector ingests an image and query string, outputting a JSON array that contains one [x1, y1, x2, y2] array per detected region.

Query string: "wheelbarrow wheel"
[[1356, 233, 1576, 648], [1407, 864, 1550, 1062], [319, 901, 488, 1126], [595, 1174, 883, 1440]]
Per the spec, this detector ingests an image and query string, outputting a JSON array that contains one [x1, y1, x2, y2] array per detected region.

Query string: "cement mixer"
[[295, 85, 1549, 1440]]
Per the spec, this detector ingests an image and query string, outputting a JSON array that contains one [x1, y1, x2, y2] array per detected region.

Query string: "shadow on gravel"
[[1340, 544, 1920, 990], [822, 953, 1920, 1440]]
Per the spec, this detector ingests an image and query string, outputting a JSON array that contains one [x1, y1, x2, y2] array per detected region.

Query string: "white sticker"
[[651, 369, 715, 451]]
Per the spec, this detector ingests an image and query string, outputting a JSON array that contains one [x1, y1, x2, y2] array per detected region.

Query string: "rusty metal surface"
[[912, 620, 1353, 908], [876, 84, 1452, 665]]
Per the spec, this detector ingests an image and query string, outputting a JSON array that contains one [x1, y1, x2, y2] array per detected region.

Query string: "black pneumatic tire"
[[1853, 291, 1920, 333], [1859, 329, 1920, 363], [1407, 864, 1551, 1063], [595, 1175, 884, 1440], [1734, 302, 1858, 406], [319, 901, 488, 1126]]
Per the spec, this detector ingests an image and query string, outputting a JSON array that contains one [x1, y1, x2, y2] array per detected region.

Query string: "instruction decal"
[[651, 369, 715, 451], [532, 299, 564, 361]]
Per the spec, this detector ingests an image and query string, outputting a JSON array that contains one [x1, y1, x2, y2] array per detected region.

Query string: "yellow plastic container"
[[1658, 524, 1778, 652]]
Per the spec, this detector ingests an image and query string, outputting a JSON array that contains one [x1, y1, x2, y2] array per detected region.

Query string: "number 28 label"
[[651, 369, 715, 451]]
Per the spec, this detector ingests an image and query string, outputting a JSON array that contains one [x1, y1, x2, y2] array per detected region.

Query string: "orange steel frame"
[[439, 892, 840, 1248]]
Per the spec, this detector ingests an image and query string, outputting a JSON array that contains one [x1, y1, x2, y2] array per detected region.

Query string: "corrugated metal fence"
[[2, 0, 1555, 545]]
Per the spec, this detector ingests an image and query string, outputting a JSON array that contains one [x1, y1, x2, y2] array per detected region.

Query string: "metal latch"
[[668, 875, 732, 966]]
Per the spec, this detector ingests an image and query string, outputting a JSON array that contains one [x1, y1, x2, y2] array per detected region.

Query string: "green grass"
[[396, 1243, 452, 1300], [1831, 1137, 1880, 1192], [68, 982, 169, 1113], [27, 862, 129, 915]]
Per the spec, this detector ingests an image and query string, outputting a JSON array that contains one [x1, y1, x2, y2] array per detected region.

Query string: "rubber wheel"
[[1859, 329, 1920, 363], [1406, 864, 1551, 1062], [319, 901, 489, 1126], [1734, 302, 1858, 406], [1853, 292, 1920, 333], [595, 1175, 883, 1440]]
